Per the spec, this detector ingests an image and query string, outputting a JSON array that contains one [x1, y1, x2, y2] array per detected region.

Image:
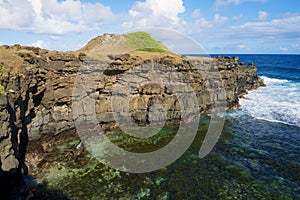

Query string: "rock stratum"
[[0, 32, 263, 198]]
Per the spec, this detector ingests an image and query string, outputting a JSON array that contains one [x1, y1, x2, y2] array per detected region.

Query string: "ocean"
[[34, 54, 300, 199], [217, 54, 300, 199], [223, 54, 300, 127]]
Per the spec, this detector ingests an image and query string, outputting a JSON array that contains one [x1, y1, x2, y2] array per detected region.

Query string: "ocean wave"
[[238, 76, 300, 127], [260, 76, 290, 84]]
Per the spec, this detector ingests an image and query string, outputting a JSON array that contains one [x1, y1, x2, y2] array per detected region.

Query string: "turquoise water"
[[36, 117, 299, 199]]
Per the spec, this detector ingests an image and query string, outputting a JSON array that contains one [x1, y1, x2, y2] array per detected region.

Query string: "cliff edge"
[[0, 32, 263, 198]]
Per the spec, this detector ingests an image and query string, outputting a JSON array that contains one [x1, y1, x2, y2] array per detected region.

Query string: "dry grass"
[[130, 50, 184, 63], [78, 34, 134, 60], [79, 33, 184, 63], [0, 46, 27, 69]]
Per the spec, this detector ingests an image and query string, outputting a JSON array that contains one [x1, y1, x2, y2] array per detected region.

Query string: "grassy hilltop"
[[79, 31, 167, 59], [125, 32, 165, 52]]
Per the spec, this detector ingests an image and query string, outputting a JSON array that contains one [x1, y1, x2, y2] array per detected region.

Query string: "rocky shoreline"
[[0, 43, 263, 199]]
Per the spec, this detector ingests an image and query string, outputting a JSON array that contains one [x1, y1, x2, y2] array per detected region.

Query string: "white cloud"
[[187, 13, 228, 33], [228, 43, 249, 50], [184, 13, 230, 35], [191, 9, 201, 18], [211, 42, 252, 53], [258, 10, 269, 21], [49, 35, 61, 40], [31, 40, 48, 49], [187, 14, 300, 53], [214, 0, 268, 8], [122, 0, 186, 30], [291, 44, 300, 51], [280, 47, 288, 52], [0, 0, 36, 29], [239, 16, 300, 37], [238, 44, 246, 49], [195, 18, 213, 28], [292, 44, 299, 48], [213, 13, 228, 24], [232, 14, 243, 21], [0, 0, 115, 35], [184, 17, 212, 34]]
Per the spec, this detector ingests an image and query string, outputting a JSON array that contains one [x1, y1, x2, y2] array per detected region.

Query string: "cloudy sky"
[[0, 0, 299, 54]]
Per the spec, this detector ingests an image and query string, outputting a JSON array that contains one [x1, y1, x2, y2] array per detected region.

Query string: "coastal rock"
[[0, 49, 262, 142], [1, 154, 19, 172], [0, 36, 263, 198], [0, 46, 262, 119], [0, 47, 260, 140]]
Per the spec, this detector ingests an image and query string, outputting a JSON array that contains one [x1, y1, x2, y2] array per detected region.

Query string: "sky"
[[0, 0, 299, 54]]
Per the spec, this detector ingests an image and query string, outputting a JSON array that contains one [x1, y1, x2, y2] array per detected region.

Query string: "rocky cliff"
[[0, 34, 263, 198]]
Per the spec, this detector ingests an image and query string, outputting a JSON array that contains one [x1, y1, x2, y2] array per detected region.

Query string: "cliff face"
[[0, 43, 262, 198]]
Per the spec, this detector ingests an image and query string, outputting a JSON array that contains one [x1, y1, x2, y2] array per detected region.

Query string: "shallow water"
[[33, 117, 300, 199]]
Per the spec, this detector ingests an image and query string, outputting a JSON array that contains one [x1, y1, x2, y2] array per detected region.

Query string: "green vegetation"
[[0, 84, 6, 96], [126, 32, 165, 52], [0, 63, 8, 73]]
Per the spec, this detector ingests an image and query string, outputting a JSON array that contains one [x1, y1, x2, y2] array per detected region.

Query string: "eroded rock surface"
[[0, 44, 263, 198]]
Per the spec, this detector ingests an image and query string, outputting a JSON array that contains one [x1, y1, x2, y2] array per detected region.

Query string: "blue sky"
[[0, 0, 299, 54]]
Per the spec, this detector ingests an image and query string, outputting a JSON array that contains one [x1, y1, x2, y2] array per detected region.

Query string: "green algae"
[[31, 118, 298, 199], [135, 188, 151, 199], [106, 124, 178, 153], [155, 177, 165, 186]]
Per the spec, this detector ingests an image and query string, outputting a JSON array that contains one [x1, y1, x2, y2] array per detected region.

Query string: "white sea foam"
[[260, 76, 290, 84], [239, 76, 300, 127]]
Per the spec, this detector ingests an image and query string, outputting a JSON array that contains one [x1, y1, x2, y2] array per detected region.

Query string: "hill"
[[79, 31, 169, 60]]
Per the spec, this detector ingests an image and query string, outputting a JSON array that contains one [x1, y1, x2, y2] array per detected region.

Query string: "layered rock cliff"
[[0, 33, 263, 198]]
